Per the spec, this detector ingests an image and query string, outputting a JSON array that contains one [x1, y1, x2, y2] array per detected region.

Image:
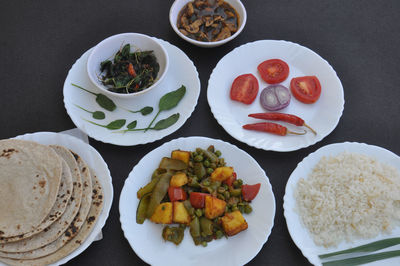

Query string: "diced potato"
[[221, 210, 248, 236], [205, 195, 226, 219], [211, 167, 234, 182], [170, 173, 188, 187], [150, 202, 173, 224], [171, 150, 191, 164], [173, 202, 191, 225]]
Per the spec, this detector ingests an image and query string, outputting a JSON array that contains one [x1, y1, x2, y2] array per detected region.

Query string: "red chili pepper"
[[248, 112, 317, 135], [242, 122, 306, 136], [127, 63, 136, 77]]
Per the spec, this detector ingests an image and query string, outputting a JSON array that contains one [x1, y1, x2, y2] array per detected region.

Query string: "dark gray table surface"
[[1, 0, 400, 265]]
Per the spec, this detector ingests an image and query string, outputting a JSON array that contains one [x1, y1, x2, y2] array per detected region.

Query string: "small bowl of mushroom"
[[169, 0, 247, 48]]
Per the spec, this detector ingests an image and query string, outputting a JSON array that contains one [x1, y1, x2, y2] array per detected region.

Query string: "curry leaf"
[[93, 111, 106, 120], [152, 114, 180, 130], [85, 119, 126, 130], [71, 83, 116, 112], [74, 104, 105, 120], [145, 85, 186, 131], [127, 120, 137, 129], [159, 85, 186, 111], [140, 106, 154, 115]]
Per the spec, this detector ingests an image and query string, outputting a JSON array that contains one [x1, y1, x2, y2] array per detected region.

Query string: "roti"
[[0, 150, 93, 259], [0, 169, 104, 266], [0, 139, 62, 238], [0, 159, 73, 244], [0, 146, 83, 253]]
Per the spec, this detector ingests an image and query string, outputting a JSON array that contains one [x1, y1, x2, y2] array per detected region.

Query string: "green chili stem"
[[322, 250, 400, 266], [145, 110, 161, 132], [74, 104, 93, 114], [71, 83, 97, 96], [83, 119, 106, 128]]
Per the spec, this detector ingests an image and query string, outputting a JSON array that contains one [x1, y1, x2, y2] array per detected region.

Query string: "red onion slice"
[[260, 85, 291, 111]]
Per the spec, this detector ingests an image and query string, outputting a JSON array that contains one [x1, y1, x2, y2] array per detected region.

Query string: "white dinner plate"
[[119, 136, 275, 266], [207, 40, 344, 152], [3, 131, 114, 266], [64, 38, 200, 146], [283, 142, 400, 266]]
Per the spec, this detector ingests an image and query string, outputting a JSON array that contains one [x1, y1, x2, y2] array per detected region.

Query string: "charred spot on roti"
[[87, 216, 95, 224], [82, 167, 86, 173], [0, 148, 19, 158], [75, 240, 82, 244], [38, 180, 46, 188], [73, 182, 77, 186], [70, 151, 79, 160], [93, 189, 97, 195]]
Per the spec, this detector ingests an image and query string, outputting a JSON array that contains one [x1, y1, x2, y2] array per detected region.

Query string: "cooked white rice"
[[294, 152, 400, 247]]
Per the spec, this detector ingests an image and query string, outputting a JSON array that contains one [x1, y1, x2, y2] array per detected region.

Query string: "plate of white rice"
[[283, 142, 400, 266]]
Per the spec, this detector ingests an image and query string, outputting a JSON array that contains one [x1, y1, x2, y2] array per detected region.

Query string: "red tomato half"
[[189, 192, 208, 208], [168, 187, 187, 202], [290, 76, 321, 104], [257, 59, 289, 84], [242, 183, 261, 201], [230, 74, 259, 104]]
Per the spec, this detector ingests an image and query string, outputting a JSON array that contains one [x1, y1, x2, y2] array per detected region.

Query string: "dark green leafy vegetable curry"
[[100, 44, 160, 94]]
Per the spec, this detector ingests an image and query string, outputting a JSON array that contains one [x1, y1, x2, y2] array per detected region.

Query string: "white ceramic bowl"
[[169, 0, 247, 48], [87, 33, 169, 98]]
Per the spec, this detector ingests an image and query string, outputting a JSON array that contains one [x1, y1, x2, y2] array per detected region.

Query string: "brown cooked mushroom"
[[185, 19, 203, 33], [179, 29, 190, 36], [203, 16, 214, 27], [214, 26, 231, 41], [187, 2, 194, 16], [224, 21, 237, 32]]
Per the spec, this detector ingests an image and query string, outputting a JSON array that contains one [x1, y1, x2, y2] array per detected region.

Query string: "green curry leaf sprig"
[[81, 85, 186, 132]]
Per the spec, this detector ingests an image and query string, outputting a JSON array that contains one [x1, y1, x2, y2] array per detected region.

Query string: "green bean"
[[200, 217, 213, 236], [137, 176, 160, 199], [200, 148, 218, 163], [146, 172, 172, 218], [159, 157, 188, 171], [136, 192, 151, 224], [188, 177, 200, 188], [162, 226, 184, 245], [194, 162, 206, 179], [190, 217, 201, 245], [151, 168, 166, 180]]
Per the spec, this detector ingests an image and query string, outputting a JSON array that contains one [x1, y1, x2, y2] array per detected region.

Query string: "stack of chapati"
[[0, 139, 104, 266]]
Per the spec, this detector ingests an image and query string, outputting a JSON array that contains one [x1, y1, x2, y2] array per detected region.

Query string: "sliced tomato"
[[223, 172, 237, 187], [257, 59, 289, 84], [189, 192, 208, 208], [290, 76, 321, 104], [168, 187, 187, 202], [230, 74, 259, 104], [241, 183, 261, 201]]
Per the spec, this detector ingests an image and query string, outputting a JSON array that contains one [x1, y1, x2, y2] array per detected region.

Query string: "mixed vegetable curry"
[[136, 145, 261, 246]]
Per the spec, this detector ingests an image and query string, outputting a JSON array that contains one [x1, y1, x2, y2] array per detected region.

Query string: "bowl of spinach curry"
[[87, 33, 169, 98]]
